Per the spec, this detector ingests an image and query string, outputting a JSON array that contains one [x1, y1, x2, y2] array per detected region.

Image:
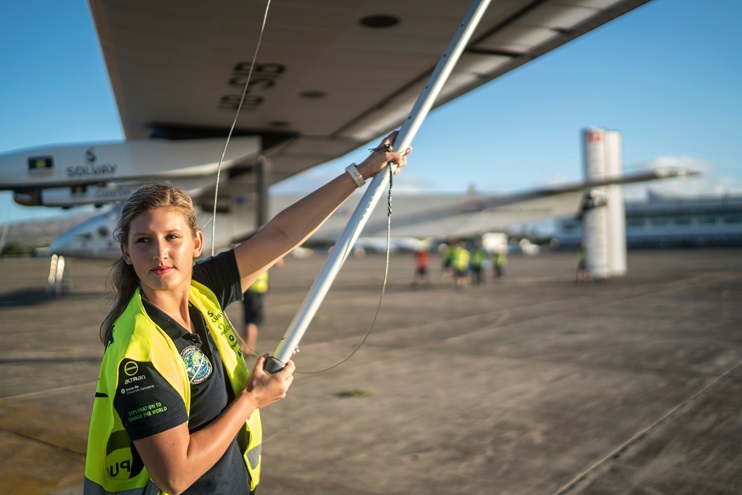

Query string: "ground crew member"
[[450, 242, 471, 289], [470, 243, 487, 285], [240, 270, 269, 355], [440, 241, 453, 279], [84, 132, 410, 494], [493, 249, 507, 279]]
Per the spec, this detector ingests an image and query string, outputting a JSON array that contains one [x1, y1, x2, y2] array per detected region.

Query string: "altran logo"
[[66, 147, 117, 178], [123, 361, 139, 376]]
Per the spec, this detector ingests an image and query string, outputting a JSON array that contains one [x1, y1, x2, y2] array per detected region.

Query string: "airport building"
[[554, 192, 742, 248]]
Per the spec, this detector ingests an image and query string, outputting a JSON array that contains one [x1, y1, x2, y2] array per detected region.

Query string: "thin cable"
[[211, 0, 273, 256], [296, 165, 396, 374], [234, 148, 403, 371]]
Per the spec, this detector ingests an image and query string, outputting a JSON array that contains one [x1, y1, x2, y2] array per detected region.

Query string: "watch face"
[[181, 345, 213, 384]]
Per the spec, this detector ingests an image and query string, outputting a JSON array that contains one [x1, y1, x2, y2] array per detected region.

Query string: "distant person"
[[576, 241, 588, 283], [450, 241, 471, 289], [84, 132, 409, 494], [412, 246, 431, 287], [470, 243, 487, 285], [240, 271, 269, 356], [493, 249, 507, 279], [440, 240, 453, 279]]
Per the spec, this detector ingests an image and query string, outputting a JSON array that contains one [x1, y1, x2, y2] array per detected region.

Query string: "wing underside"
[[89, 0, 653, 189]]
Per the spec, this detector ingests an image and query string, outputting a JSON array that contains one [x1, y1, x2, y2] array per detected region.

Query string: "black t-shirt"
[[112, 250, 250, 494]]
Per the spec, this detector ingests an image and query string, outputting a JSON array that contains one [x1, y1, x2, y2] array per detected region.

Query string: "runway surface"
[[1, 249, 741, 494]]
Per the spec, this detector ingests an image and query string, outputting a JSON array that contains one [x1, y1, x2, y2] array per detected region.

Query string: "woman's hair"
[[100, 183, 199, 345]]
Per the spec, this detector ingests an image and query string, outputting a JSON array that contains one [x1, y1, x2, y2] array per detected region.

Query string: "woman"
[[84, 133, 409, 495]]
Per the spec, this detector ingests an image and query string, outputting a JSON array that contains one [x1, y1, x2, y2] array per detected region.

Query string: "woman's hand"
[[232, 129, 412, 293], [132, 359, 293, 494], [356, 131, 412, 180], [244, 354, 295, 409]]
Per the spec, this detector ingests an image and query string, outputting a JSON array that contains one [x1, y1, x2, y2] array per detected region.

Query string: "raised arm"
[[233, 132, 410, 292]]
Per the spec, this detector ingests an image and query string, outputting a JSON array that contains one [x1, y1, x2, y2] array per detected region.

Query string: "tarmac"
[[1, 248, 741, 495]]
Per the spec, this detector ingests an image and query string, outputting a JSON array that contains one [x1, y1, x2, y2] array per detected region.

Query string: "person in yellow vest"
[[493, 249, 507, 279], [84, 132, 410, 495], [470, 243, 487, 285], [240, 270, 269, 356], [440, 240, 453, 279], [450, 241, 471, 289]]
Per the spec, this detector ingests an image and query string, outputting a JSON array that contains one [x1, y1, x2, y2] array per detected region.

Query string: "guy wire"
[[237, 165, 397, 374], [296, 165, 395, 374], [211, 0, 273, 256]]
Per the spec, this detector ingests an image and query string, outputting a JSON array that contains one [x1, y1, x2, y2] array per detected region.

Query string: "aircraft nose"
[[46, 207, 121, 260], [49, 230, 76, 256]]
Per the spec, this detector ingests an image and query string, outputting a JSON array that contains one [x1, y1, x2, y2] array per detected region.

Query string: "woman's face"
[[121, 207, 203, 298]]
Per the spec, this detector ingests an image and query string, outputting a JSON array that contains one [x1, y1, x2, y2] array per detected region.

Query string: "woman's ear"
[[193, 230, 205, 258], [120, 243, 132, 265]]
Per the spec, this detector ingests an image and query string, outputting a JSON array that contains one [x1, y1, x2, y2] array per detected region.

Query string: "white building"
[[555, 192, 742, 248]]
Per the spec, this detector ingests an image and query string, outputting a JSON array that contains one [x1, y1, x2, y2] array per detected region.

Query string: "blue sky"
[[1, 0, 741, 224]]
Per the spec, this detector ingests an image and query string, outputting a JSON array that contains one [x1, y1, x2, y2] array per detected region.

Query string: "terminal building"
[[554, 192, 742, 248]]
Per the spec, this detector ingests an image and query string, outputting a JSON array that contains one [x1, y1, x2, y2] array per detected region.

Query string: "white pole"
[[265, 0, 492, 372]]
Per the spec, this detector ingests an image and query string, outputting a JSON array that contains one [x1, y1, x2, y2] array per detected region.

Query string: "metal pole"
[[265, 0, 492, 372]]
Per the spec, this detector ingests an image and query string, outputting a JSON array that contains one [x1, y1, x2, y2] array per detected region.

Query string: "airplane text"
[[219, 62, 285, 110], [66, 163, 117, 178], [94, 186, 138, 200]]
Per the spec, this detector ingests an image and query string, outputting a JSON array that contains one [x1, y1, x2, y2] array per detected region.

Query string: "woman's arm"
[[132, 355, 294, 495], [233, 132, 410, 292]]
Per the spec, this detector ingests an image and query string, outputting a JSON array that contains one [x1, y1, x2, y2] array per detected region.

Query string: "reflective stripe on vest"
[[85, 281, 262, 494]]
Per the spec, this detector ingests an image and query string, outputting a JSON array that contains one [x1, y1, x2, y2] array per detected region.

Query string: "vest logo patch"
[[181, 345, 212, 384], [123, 360, 139, 376]]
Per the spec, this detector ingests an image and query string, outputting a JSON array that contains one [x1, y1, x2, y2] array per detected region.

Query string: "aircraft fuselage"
[[0, 137, 260, 205]]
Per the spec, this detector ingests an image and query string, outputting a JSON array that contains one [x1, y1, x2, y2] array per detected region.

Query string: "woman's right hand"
[[245, 354, 295, 408]]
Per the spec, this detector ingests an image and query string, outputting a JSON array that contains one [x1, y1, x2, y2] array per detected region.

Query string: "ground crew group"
[[439, 240, 506, 289]]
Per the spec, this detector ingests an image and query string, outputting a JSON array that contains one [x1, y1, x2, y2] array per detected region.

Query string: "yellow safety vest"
[[471, 248, 486, 267], [84, 280, 262, 494], [247, 271, 269, 294], [451, 247, 470, 271], [494, 252, 507, 266]]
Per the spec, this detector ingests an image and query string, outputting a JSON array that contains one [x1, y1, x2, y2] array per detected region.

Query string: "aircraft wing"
[[89, 0, 653, 188], [307, 167, 697, 239], [0, 0, 654, 203], [45, 166, 695, 258], [258, 166, 696, 240]]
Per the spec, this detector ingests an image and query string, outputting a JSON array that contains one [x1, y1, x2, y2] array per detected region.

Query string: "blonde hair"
[[100, 183, 199, 345]]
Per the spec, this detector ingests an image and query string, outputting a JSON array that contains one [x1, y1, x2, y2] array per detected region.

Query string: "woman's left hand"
[[357, 131, 412, 179]]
